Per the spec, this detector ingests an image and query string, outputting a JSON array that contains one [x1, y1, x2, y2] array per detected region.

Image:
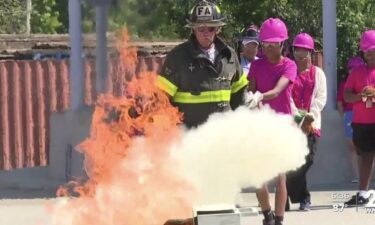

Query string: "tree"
[[221, 0, 374, 80], [336, 0, 374, 79], [0, 0, 26, 33], [54, 0, 69, 33], [31, 0, 62, 33], [106, 0, 195, 40]]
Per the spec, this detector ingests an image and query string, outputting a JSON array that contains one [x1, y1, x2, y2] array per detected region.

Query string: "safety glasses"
[[196, 27, 218, 33], [262, 42, 282, 48], [293, 48, 311, 57]]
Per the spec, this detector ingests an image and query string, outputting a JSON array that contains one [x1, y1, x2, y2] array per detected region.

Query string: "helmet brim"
[[361, 45, 375, 52], [242, 38, 259, 45], [292, 44, 314, 50], [185, 20, 226, 28], [260, 37, 288, 43]]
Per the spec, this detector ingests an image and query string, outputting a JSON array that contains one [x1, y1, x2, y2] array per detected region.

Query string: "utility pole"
[[322, 0, 337, 111], [88, 0, 114, 95], [69, 0, 85, 111]]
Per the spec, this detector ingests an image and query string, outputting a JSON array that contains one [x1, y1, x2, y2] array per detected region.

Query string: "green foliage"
[[54, 0, 69, 33], [1, 0, 374, 77], [80, 0, 374, 76], [106, 0, 195, 40], [336, 0, 374, 79], [31, 0, 62, 33], [0, 0, 26, 33]]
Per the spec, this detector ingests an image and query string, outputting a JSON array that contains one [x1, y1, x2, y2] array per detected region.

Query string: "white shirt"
[[241, 55, 259, 76], [201, 45, 218, 63], [291, 66, 327, 130]]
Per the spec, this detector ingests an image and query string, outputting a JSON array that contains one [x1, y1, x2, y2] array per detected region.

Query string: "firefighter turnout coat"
[[157, 35, 248, 128]]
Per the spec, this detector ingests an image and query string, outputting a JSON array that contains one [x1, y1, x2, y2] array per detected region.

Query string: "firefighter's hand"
[[245, 91, 263, 109]]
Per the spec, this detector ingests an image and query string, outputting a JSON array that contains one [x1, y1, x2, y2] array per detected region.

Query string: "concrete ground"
[[238, 191, 375, 225], [1, 188, 374, 225]]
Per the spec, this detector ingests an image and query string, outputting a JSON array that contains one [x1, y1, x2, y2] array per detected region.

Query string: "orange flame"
[[52, 29, 197, 225]]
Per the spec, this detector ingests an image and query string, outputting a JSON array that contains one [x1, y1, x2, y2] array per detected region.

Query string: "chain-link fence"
[[0, 0, 30, 34]]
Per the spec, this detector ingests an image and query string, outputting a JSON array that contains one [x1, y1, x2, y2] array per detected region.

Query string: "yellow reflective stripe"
[[174, 90, 231, 103], [157, 75, 178, 96], [216, 6, 221, 13], [231, 72, 249, 93]]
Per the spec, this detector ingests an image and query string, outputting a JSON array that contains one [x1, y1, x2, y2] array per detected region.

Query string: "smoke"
[[48, 28, 309, 225], [173, 106, 309, 205]]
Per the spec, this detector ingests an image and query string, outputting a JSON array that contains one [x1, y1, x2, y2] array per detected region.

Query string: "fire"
[[52, 29, 197, 225]]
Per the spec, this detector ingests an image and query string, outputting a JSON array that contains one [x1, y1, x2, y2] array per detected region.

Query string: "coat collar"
[[188, 34, 232, 60]]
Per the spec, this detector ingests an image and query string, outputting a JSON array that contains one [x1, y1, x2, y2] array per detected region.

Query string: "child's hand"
[[362, 86, 375, 97]]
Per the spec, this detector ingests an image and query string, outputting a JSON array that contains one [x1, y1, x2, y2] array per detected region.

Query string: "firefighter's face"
[[193, 26, 219, 49]]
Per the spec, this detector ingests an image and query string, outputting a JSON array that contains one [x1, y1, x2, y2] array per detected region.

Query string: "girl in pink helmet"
[[337, 56, 365, 184], [247, 18, 297, 225], [286, 33, 327, 211], [344, 30, 375, 206]]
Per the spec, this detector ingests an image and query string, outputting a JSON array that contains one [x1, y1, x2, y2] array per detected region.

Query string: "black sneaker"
[[262, 212, 275, 225], [345, 193, 369, 206], [275, 221, 283, 225], [299, 201, 311, 211], [263, 219, 275, 225]]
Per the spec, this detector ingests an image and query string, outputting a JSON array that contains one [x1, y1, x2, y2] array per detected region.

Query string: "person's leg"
[[355, 124, 375, 194], [275, 174, 287, 225], [359, 151, 375, 192], [257, 185, 272, 211], [348, 139, 360, 180], [286, 162, 311, 203], [285, 134, 315, 209], [344, 111, 359, 181], [298, 135, 317, 209], [256, 185, 274, 224], [346, 123, 375, 205]]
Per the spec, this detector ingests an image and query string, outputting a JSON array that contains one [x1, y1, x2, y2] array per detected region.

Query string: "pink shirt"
[[292, 65, 316, 111], [248, 57, 297, 114], [344, 65, 375, 124], [337, 81, 353, 111]]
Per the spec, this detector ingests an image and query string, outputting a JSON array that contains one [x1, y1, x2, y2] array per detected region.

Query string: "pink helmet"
[[347, 56, 364, 70], [259, 18, 288, 42], [292, 33, 314, 50], [360, 30, 375, 52]]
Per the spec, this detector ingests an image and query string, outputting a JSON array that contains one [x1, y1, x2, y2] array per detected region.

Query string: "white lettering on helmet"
[[196, 6, 212, 17]]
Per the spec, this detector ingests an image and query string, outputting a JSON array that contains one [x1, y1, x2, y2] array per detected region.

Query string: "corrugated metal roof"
[[0, 56, 165, 170]]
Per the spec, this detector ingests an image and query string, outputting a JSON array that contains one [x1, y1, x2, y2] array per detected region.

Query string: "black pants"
[[286, 134, 317, 203]]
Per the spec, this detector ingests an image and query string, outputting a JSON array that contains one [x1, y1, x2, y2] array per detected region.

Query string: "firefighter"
[[157, 0, 248, 129]]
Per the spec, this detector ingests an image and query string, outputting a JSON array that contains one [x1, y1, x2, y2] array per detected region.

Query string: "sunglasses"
[[262, 42, 282, 48], [196, 27, 218, 33]]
